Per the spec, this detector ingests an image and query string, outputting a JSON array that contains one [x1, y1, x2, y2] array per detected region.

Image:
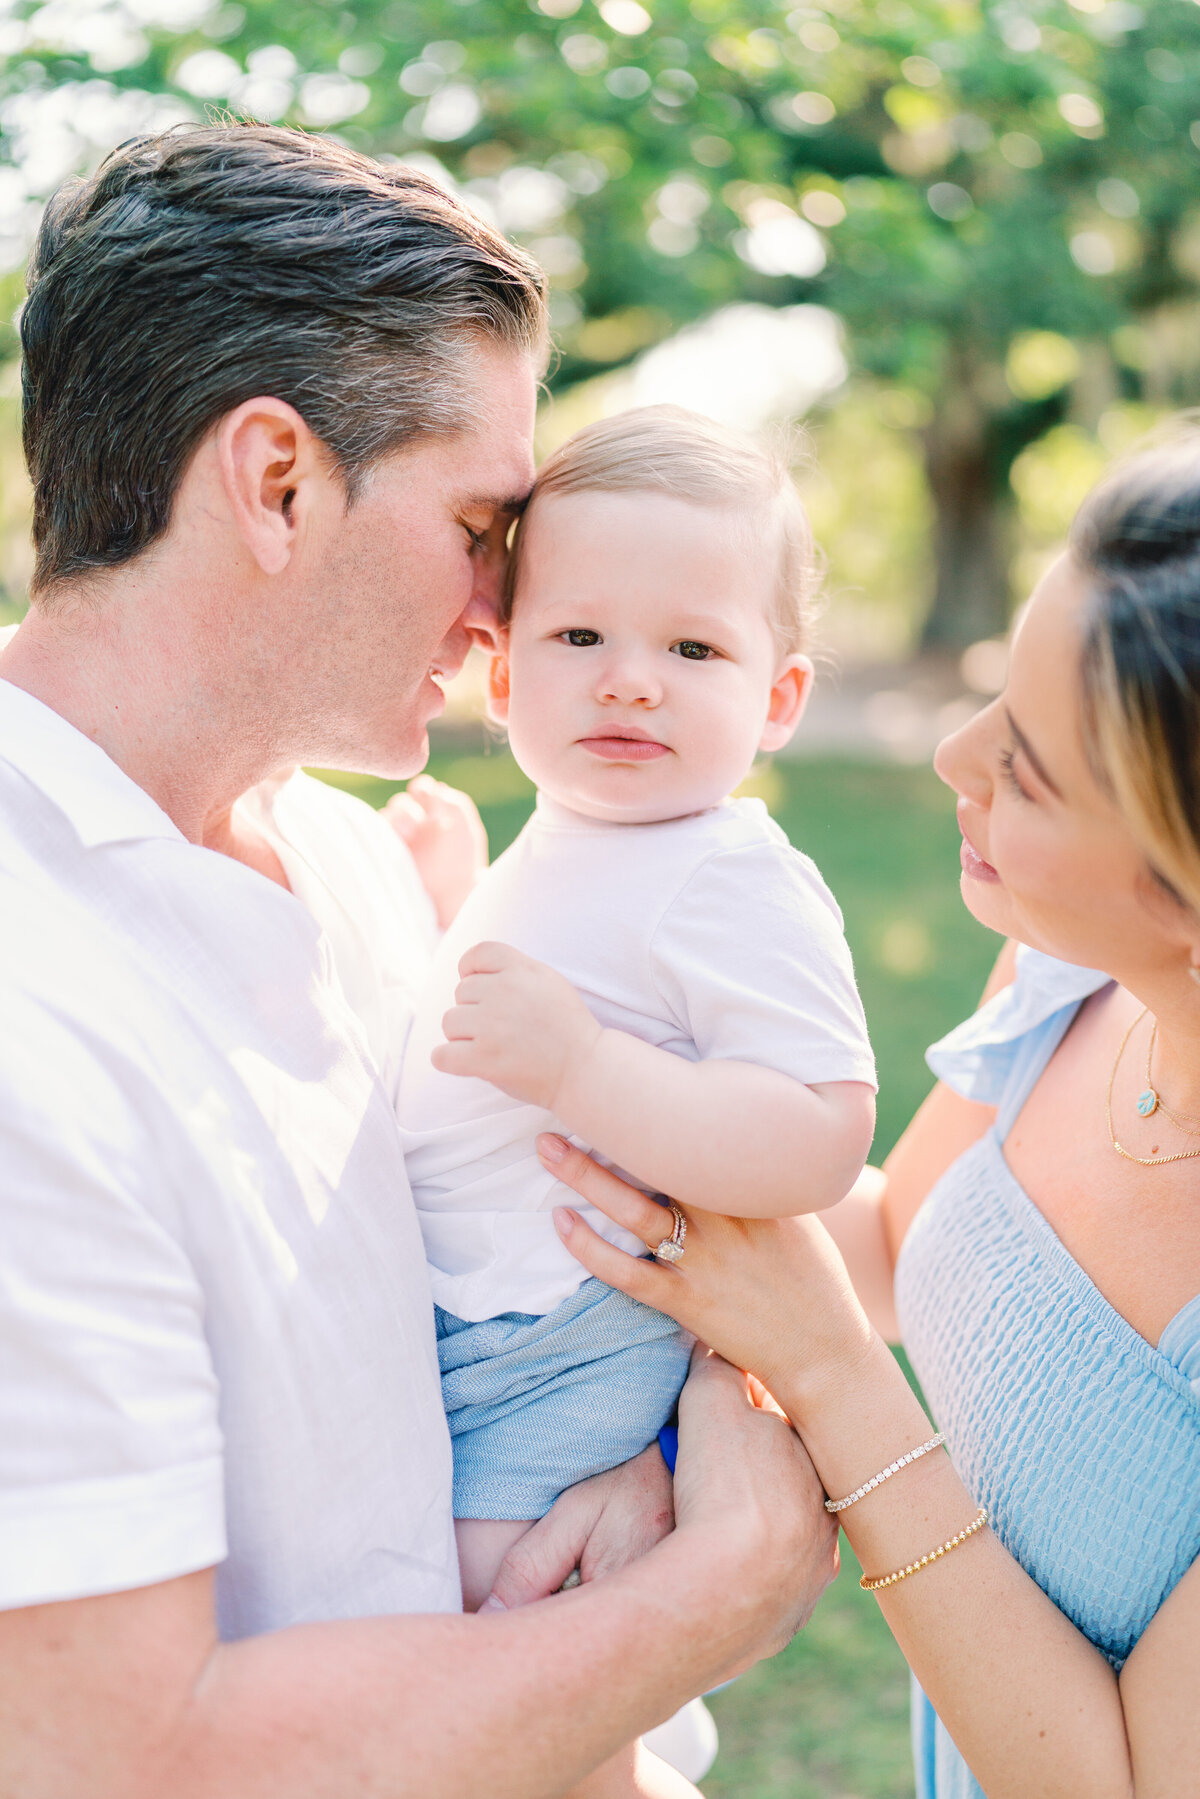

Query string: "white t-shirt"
[[0, 683, 460, 1632], [398, 794, 876, 1322]]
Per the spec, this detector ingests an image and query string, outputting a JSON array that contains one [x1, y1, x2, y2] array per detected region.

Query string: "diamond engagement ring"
[[653, 1202, 687, 1266]]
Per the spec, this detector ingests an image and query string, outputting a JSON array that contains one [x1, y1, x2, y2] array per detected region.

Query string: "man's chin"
[[312, 728, 430, 786]]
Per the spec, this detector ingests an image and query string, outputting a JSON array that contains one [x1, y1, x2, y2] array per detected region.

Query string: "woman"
[[540, 432, 1200, 1796]]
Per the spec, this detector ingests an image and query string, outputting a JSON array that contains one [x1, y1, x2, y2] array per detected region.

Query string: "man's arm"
[[0, 1356, 838, 1799], [434, 942, 876, 1216]]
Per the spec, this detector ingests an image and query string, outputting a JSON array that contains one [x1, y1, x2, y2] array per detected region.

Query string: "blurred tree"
[[4, 0, 1200, 643]]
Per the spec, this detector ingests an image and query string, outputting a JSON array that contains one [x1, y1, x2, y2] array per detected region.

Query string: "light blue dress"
[[895, 947, 1200, 1799]]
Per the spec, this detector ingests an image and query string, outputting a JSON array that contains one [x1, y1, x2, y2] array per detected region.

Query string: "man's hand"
[[432, 942, 601, 1110], [484, 1444, 675, 1612], [384, 775, 488, 930]]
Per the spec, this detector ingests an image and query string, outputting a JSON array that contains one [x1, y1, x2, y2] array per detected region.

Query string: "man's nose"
[[460, 586, 503, 656]]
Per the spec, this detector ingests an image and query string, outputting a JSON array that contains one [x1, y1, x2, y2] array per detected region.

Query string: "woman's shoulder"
[[926, 946, 1111, 1107]]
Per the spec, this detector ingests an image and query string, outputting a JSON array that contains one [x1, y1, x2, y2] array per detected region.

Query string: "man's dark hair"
[[20, 123, 547, 596]]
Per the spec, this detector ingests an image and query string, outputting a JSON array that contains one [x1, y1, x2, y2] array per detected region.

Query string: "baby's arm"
[[433, 943, 874, 1218], [384, 775, 488, 930]]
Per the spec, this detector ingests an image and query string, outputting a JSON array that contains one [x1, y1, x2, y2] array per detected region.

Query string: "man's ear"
[[485, 635, 511, 726], [759, 654, 813, 753], [215, 398, 325, 577]]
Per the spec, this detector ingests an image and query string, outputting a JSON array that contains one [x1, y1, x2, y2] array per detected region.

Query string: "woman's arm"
[[544, 1147, 1157, 1799]]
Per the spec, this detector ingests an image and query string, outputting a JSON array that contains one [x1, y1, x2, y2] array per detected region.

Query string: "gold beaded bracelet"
[[859, 1506, 989, 1592]]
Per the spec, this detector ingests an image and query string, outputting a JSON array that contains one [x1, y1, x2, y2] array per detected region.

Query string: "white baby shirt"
[[398, 794, 876, 1322]]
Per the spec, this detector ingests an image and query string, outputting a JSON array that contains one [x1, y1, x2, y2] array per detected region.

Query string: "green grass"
[[313, 747, 997, 1799]]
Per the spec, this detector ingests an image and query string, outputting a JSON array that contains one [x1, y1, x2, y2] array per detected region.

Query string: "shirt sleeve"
[[648, 840, 877, 1089], [925, 945, 1111, 1105], [0, 991, 226, 1610]]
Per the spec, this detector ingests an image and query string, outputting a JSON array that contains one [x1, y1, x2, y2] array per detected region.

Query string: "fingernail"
[[553, 1207, 577, 1239], [538, 1133, 567, 1165], [478, 1594, 507, 1613]]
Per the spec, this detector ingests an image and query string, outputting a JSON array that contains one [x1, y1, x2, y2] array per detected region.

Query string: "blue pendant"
[[1137, 1089, 1159, 1117]]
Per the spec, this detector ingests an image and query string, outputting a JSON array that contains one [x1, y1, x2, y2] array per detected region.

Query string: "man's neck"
[[0, 584, 288, 849]]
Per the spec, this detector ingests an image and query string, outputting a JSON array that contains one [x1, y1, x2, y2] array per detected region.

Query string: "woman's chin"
[[958, 872, 1013, 938]]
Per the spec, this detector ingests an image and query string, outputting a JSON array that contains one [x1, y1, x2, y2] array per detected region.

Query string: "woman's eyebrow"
[[1006, 708, 1063, 798]]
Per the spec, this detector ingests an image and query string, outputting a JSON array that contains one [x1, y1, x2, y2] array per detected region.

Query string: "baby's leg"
[[455, 1516, 535, 1613], [565, 1739, 705, 1798]]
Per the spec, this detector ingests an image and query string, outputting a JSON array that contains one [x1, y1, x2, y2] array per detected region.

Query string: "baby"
[[398, 406, 876, 1692]]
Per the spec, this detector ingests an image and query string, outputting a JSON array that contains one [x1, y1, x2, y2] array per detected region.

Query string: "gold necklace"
[[1108, 1007, 1200, 1167], [1138, 1020, 1200, 1135]]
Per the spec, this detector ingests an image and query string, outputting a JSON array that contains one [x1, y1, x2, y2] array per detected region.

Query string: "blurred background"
[[3, 1, 1200, 1792]]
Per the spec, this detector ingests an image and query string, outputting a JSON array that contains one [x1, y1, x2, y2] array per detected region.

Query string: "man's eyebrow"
[[459, 490, 531, 516], [1006, 708, 1063, 798]]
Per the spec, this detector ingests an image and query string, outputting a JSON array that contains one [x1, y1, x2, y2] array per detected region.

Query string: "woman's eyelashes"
[[998, 745, 1032, 801], [463, 524, 489, 554]]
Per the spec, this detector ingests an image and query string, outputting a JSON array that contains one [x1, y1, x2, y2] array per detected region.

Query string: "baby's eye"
[[560, 628, 601, 647], [671, 640, 715, 661]]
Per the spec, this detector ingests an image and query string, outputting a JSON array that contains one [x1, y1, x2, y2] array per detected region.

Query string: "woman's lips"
[[578, 736, 669, 762], [960, 833, 1000, 883]]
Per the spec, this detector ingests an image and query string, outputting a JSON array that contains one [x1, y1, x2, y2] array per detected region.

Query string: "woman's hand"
[[384, 774, 488, 930], [539, 1134, 877, 1413]]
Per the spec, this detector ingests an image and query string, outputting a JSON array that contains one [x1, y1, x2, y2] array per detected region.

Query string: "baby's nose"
[[598, 651, 662, 705]]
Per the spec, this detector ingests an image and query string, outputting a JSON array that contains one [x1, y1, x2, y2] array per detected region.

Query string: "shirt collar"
[[0, 678, 185, 849]]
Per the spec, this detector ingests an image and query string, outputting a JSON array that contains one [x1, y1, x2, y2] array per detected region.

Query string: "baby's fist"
[[432, 942, 600, 1111]]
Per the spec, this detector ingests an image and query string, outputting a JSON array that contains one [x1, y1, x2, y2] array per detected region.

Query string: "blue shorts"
[[435, 1274, 693, 1519]]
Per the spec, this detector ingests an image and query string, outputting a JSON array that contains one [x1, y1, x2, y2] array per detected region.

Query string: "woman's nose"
[[934, 701, 995, 806]]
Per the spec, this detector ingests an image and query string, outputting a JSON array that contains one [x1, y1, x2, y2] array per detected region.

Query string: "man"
[[0, 125, 836, 1797]]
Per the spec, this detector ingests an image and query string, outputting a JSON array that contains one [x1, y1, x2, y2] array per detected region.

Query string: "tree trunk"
[[919, 392, 1015, 652]]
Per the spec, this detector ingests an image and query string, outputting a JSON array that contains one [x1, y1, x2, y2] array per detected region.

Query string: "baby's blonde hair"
[[503, 405, 818, 655]]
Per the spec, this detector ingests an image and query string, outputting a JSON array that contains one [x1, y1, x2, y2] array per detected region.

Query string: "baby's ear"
[[759, 654, 813, 753], [485, 635, 511, 726]]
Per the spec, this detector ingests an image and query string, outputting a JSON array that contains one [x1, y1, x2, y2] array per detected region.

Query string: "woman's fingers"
[[540, 1136, 684, 1247], [552, 1207, 679, 1312]]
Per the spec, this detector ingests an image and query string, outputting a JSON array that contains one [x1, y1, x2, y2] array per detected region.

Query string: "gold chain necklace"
[[1108, 1007, 1200, 1167], [1138, 1020, 1200, 1135]]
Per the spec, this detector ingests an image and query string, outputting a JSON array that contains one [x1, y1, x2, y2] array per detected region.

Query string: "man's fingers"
[[539, 1138, 680, 1245], [485, 1498, 593, 1611]]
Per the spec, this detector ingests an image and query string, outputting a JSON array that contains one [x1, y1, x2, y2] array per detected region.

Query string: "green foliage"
[[6, 1, 1200, 635], [7, 1, 1200, 384]]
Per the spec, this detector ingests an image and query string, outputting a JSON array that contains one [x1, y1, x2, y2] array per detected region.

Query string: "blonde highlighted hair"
[[1072, 426, 1200, 914], [503, 405, 819, 655]]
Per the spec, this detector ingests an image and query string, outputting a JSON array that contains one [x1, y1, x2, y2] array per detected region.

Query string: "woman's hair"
[[502, 405, 818, 655], [1072, 428, 1200, 913]]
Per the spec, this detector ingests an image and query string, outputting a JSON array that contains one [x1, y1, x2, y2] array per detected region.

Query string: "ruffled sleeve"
[[926, 946, 1110, 1106]]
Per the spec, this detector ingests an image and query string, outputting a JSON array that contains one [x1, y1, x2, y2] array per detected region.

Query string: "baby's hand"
[[384, 775, 488, 931], [432, 942, 601, 1111]]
